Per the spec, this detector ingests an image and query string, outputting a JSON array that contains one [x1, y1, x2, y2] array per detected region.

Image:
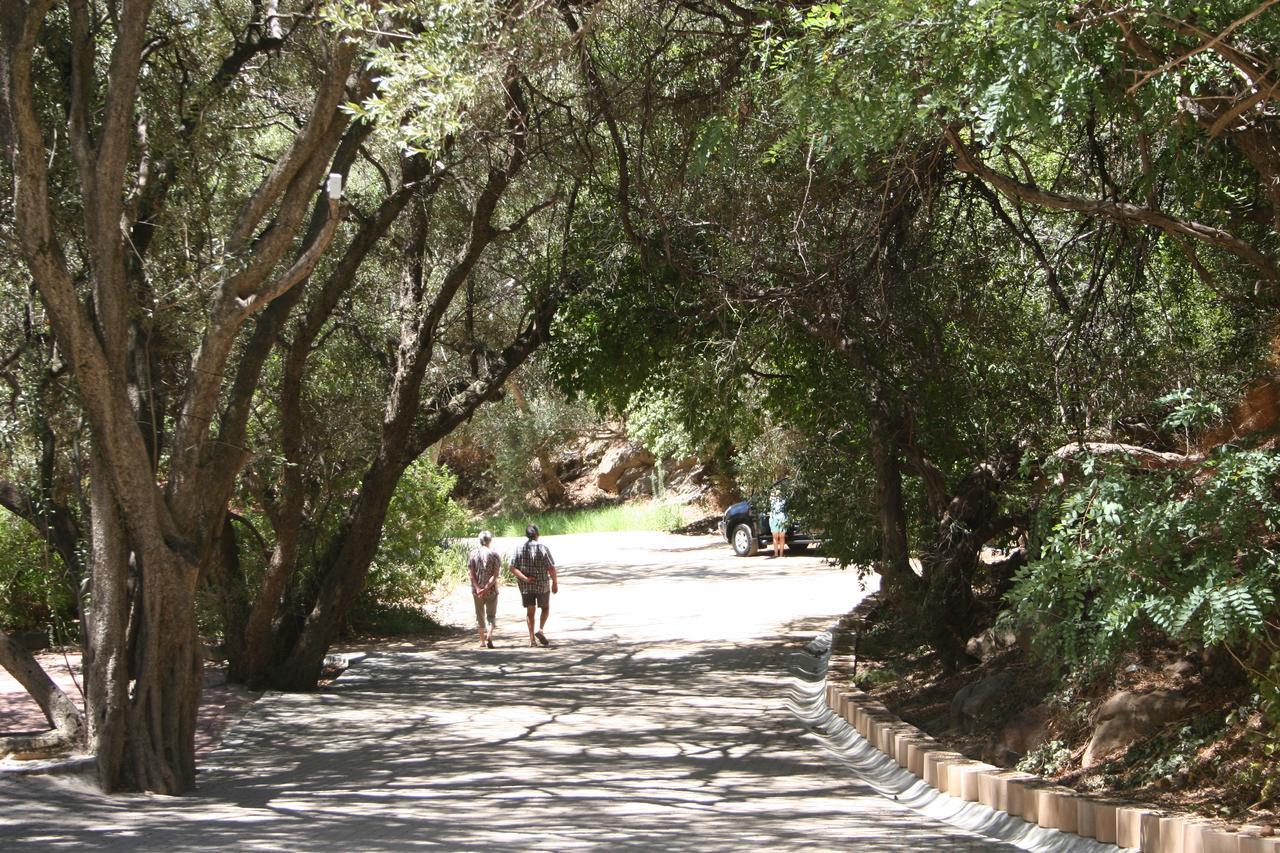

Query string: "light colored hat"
[[478, 530, 493, 545]]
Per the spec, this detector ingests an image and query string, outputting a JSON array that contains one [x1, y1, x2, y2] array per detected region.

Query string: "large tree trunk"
[[271, 456, 409, 690], [123, 543, 201, 792], [4, 2, 357, 791], [920, 461, 1012, 673], [83, 467, 131, 789], [866, 407, 919, 602]]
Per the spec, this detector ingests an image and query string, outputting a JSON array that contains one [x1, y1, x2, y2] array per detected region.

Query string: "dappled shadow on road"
[[0, 630, 1005, 851]]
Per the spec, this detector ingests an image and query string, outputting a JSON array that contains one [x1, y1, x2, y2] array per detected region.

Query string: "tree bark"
[[920, 460, 1015, 673], [866, 405, 920, 602], [83, 462, 130, 789], [3, 4, 363, 792], [0, 631, 84, 745]]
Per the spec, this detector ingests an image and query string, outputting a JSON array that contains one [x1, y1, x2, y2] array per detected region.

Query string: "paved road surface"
[[0, 531, 1021, 850]]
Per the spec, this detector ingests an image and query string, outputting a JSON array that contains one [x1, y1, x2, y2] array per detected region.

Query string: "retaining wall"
[[825, 594, 1279, 853]]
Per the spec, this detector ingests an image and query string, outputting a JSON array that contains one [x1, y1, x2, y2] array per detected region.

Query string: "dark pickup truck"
[[717, 498, 819, 557]]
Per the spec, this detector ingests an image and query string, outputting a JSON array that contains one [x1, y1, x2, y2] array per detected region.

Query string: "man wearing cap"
[[510, 523, 558, 647], [468, 530, 501, 649]]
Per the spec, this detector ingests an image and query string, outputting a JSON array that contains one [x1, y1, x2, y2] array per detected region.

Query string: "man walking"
[[468, 530, 501, 649], [510, 524, 558, 647]]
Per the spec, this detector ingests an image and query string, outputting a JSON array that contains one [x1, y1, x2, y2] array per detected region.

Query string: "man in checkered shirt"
[[511, 523, 558, 647]]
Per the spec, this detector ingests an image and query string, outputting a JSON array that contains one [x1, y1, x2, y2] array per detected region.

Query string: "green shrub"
[[1115, 715, 1225, 787], [1016, 739, 1073, 777], [1005, 446, 1280, 668], [0, 513, 77, 637], [348, 460, 469, 633]]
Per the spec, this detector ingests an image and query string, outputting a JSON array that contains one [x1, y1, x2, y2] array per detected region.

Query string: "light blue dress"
[[768, 493, 787, 531]]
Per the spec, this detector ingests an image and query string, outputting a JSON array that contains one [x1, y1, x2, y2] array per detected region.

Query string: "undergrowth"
[[482, 500, 688, 536]]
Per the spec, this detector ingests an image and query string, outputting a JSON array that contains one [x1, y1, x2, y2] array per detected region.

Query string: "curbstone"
[[1076, 793, 1097, 838], [942, 760, 994, 802], [1239, 832, 1280, 853], [960, 762, 997, 803], [1159, 814, 1190, 853], [1195, 821, 1243, 853], [821, 609, 1265, 853], [922, 749, 967, 790], [905, 737, 937, 777], [1007, 774, 1044, 823], [1116, 804, 1159, 849], [893, 730, 925, 769], [977, 769, 1037, 813], [1089, 798, 1122, 844], [1037, 785, 1080, 834], [1140, 809, 1167, 853]]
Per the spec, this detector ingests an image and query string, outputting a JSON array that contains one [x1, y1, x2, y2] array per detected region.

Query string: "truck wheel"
[[732, 524, 758, 557]]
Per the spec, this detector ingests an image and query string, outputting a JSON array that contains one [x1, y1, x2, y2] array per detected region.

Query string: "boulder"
[[619, 474, 654, 499], [596, 443, 655, 494], [951, 671, 1017, 732], [992, 702, 1051, 765], [1083, 689, 1190, 767], [965, 626, 1019, 662]]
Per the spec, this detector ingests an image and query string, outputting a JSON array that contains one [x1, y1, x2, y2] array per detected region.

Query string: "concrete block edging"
[[823, 593, 1280, 853]]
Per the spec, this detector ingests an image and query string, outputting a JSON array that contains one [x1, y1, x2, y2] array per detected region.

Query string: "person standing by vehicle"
[[511, 523, 558, 647], [468, 530, 501, 649], [768, 487, 788, 559]]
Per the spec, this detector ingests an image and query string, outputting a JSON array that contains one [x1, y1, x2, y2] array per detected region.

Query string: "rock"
[[964, 627, 1019, 662], [595, 443, 655, 494], [619, 475, 654, 499], [554, 446, 589, 480], [993, 702, 1051, 764], [1082, 689, 1191, 767], [950, 671, 1017, 732], [1163, 659, 1197, 678]]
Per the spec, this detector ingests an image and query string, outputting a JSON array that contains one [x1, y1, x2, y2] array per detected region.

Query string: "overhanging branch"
[[944, 126, 1279, 282]]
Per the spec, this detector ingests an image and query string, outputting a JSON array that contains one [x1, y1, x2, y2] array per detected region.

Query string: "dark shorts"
[[521, 591, 550, 609]]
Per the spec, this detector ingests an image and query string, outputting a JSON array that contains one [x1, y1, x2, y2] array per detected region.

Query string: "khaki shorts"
[[473, 592, 497, 627], [521, 591, 550, 609]]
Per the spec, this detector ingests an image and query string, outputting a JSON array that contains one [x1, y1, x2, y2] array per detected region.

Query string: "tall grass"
[[482, 500, 688, 537]]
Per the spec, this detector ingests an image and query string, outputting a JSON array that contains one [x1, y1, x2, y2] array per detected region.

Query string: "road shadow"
[[0, 630, 1006, 851]]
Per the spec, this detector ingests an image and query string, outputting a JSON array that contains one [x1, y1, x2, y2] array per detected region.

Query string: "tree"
[[2, 1, 365, 792], [547, 0, 1277, 671]]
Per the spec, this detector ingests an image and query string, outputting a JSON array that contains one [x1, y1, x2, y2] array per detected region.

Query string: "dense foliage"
[[1009, 447, 1280, 664]]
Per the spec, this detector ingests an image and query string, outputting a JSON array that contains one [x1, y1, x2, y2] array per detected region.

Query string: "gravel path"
[[0, 531, 1019, 850]]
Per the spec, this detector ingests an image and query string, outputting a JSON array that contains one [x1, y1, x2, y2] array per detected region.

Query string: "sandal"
[[535, 631, 549, 647]]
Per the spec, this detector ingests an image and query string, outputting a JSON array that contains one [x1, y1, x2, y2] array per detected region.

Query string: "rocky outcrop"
[[596, 443, 656, 494], [1083, 689, 1190, 767]]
